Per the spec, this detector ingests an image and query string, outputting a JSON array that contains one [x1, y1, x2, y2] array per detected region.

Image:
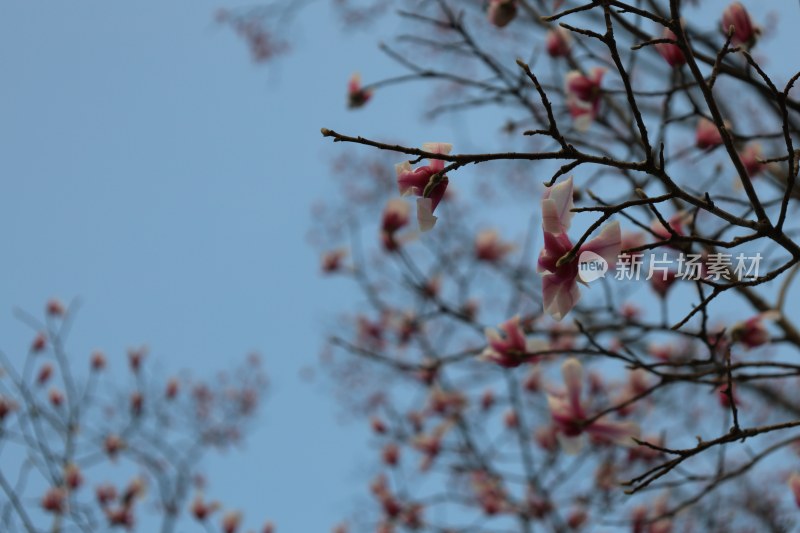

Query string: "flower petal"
[[580, 221, 622, 268], [541, 176, 574, 235], [417, 197, 438, 232]]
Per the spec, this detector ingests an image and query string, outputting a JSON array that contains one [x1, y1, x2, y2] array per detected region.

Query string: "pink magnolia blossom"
[[321, 249, 347, 273], [721, 2, 759, 48], [42, 487, 67, 514], [221, 511, 242, 533], [382, 443, 400, 466], [546, 27, 572, 57], [650, 269, 678, 298], [395, 143, 452, 231], [47, 298, 65, 316], [487, 0, 518, 28], [191, 495, 221, 521], [730, 311, 780, 348], [471, 470, 508, 515], [91, 350, 107, 371], [739, 143, 765, 178], [655, 28, 686, 67], [474, 229, 514, 262], [347, 73, 373, 109], [650, 212, 688, 242], [565, 68, 606, 131], [547, 358, 639, 453], [480, 316, 546, 367], [696, 117, 724, 149], [537, 177, 621, 321]]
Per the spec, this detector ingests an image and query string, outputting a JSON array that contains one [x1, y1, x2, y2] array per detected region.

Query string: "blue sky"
[[1, 1, 800, 531], [0, 1, 435, 530]]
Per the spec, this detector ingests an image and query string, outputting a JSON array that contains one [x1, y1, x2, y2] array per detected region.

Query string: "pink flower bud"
[[650, 270, 678, 298], [130, 392, 143, 416], [565, 69, 606, 131], [567, 508, 588, 529], [503, 409, 518, 428], [475, 229, 514, 263], [191, 495, 220, 521], [696, 117, 724, 149], [721, 2, 759, 48], [347, 73, 373, 109], [166, 378, 180, 400], [105, 434, 125, 458], [37, 363, 53, 386], [32, 332, 47, 352], [49, 388, 64, 407], [370, 416, 387, 434], [487, 0, 518, 28], [546, 27, 572, 57], [739, 143, 765, 178], [480, 389, 495, 411], [534, 425, 559, 452], [0, 396, 17, 422], [730, 311, 779, 348], [91, 350, 107, 371], [96, 484, 117, 507], [321, 249, 347, 273], [42, 487, 67, 514], [64, 463, 83, 490], [655, 27, 686, 67], [47, 298, 65, 316], [128, 347, 146, 373], [382, 443, 400, 466]]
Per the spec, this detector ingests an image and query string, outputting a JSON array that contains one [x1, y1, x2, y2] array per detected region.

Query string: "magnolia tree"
[[234, 0, 799, 531], [0, 300, 271, 533]]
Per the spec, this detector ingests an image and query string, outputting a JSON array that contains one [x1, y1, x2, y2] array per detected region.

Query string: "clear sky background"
[[0, 1, 461, 531], [1, 1, 799, 532]]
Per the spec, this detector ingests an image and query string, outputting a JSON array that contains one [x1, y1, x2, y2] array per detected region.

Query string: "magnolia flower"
[[42, 487, 67, 514], [189, 494, 220, 522], [650, 269, 678, 298], [547, 358, 639, 453], [537, 177, 621, 321], [381, 198, 411, 251], [696, 117, 724, 149], [474, 229, 514, 262], [655, 27, 685, 67], [91, 350, 107, 371], [321, 249, 347, 273], [721, 2, 759, 48], [730, 311, 780, 348], [396, 143, 452, 231], [739, 143, 764, 178], [47, 298, 65, 316], [347, 73, 372, 109], [480, 316, 546, 367], [546, 27, 572, 57], [565, 68, 606, 131], [222, 511, 242, 533], [650, 212, 691, 251], [487, 0, 518, 28], [382, 443, 400, 466], [64, 463, 83, 490]]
